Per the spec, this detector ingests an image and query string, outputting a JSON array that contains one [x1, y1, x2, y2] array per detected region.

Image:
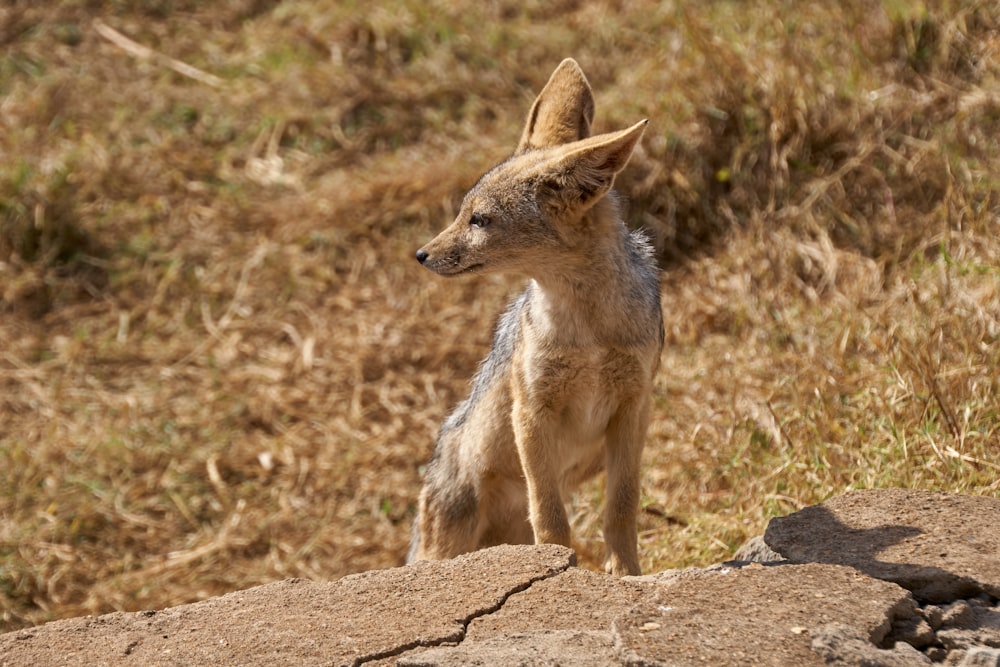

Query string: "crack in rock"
[[356, 558, 574, 666]]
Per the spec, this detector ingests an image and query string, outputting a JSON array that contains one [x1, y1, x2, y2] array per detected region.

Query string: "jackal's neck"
[[531, 196, 631, 286], [523, 197, 658, 347]]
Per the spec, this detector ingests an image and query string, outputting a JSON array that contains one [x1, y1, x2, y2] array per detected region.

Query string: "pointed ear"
[[516, 58, 595, 153], [553, 120, 648, 202]]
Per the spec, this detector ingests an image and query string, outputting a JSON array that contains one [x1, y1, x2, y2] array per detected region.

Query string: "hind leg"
[[409, 476, 482, 562], [477, 478, 533, 548], [478, 513, 533, 548]]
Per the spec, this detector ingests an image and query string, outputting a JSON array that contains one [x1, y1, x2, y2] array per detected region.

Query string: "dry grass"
[[1, 0, 998, 629]]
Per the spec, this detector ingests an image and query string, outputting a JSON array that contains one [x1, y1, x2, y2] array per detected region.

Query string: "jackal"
[[410, 58, 663, 576]]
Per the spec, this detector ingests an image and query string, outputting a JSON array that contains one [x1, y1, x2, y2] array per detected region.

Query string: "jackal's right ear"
[[516, 58, 595, 153], [542, 119, 647, 208]]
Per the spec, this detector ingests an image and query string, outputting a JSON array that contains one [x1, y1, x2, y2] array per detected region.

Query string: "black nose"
[[415, 249, 429, 264]]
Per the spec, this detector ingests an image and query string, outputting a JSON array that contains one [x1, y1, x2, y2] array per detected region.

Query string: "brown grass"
[[1, 0, 998, 629]]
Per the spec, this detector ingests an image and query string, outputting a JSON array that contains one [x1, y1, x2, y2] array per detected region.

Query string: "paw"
[[604, 554, 640, 577]]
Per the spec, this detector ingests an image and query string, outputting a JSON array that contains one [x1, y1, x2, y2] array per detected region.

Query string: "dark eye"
[[469, 213, 490, 229]]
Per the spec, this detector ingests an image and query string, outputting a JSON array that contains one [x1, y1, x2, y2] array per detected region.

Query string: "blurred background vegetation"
[[1, 0, 998, 630]]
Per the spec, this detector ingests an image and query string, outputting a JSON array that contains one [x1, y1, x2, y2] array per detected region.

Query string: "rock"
[[397, 630, 616, 666], [887, 613, 937, 648], [764, 489, 1000, 603], [810, 623, 932, 666], [944, 600, 979, 630], [937, 601, 1000, 652], [956, 647, 1000, 667], [926, 604, 945, 630], [3, 489, 999, 666], [731, 534, 785, 564], [611, 562, 917, 667], [0, 544, 575, 667]]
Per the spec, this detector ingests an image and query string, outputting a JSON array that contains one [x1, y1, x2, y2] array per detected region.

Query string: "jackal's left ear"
[[555, 119, 647, 202], [517, 58, 595, 153]]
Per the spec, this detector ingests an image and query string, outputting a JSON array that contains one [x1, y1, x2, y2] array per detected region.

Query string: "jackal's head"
[[416, 58, 646, 277]]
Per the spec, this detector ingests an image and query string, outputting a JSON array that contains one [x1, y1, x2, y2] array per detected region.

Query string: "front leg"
[[602, 391, 651, 576], [510, 384, 571, 548]]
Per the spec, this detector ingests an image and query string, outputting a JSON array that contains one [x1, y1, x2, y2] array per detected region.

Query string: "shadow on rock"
[[764, 489, 1000, 604]]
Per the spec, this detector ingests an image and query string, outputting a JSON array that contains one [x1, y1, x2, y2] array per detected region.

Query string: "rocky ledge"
[[2, 488, 998, 666]]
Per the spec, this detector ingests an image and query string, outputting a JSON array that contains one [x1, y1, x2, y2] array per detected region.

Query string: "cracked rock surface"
[[0, 544, 575, 667], [1, 489, 998, 666]]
